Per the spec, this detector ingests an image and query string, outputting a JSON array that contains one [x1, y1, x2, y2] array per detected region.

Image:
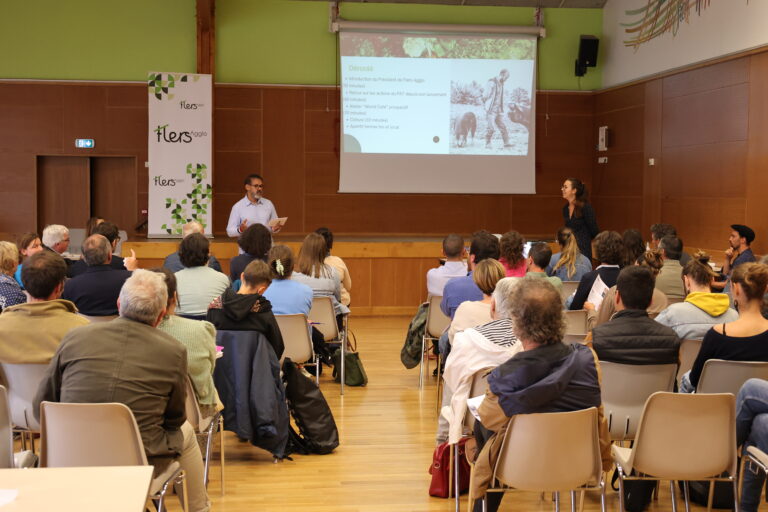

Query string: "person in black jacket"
[[207, 259, 284, 358], [591, 266, 680, 365], [561, 178, 599, 260], [570, 231, 623, 311]]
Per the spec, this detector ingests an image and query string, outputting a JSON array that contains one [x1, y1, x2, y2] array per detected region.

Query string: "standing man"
[[483, 69, 511, 150], [226, 173, 281, 237]]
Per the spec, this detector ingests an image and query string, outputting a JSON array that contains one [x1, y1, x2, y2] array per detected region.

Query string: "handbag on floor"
[[332, 331, 368, 387], [428, 438, 471, 498]]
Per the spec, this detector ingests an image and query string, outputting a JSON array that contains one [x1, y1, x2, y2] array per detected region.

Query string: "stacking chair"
[[564, 310, 588, 337], [612, 392, 738, 512], [0, 362, 47, 451], [0, 385, 12, 468], [697, 360, 768, 395], [421, 295, 450, 389], [184, 377, 225, 495], [481, 407, 606, 512], [676, 338, 703, 386], [39, 401, 188, 512], [560, 281, 580, 304], [308, 296, 348, 395], [275, 313, 319, 384], [599, 361, 677, 441]]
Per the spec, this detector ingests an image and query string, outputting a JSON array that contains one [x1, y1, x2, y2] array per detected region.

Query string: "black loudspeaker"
[[575, 35, 599, 77]]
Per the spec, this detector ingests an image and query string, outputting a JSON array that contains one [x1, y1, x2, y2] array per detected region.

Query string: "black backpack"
[[282, 358, 339, 455]]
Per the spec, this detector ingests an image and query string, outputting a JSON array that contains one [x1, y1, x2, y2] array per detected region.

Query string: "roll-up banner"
[[147, 72, 212, 238]]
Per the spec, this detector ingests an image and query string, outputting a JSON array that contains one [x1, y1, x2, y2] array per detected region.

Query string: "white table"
[[0, 465, 152, 511]]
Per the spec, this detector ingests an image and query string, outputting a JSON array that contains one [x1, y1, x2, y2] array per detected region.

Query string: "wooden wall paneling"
[[595, 84, 645, 113], [305, 152, 340, 195], [37, 156, 91, 231], [61, 86, 106, 151], [370, 258, 398, 307], [661, 197, 745, 251], [91, 157, 138, 231], [661, 142, 747, 198], [662, 57, 750, 100], [592, 197, 643, 233], [745, 53, 768, 255], [344, 258, 372, 308], [642, 79, 662, 232], [508, 195, 567, 238], [0, 153, 37, 233]]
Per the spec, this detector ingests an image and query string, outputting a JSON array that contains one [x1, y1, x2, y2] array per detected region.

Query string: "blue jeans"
[[737, 378, 768, 512]]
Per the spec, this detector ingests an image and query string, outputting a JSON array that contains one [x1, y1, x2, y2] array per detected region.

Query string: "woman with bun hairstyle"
[[547, 227, 592, 282], [263, 244, 313, 316], [681, 262, 768, 392], [655, 251, 738, 340], [561, 178, 599, 260]]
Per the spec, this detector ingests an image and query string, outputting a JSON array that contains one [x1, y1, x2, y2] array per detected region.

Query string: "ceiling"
[[308, 0, 607, 8]]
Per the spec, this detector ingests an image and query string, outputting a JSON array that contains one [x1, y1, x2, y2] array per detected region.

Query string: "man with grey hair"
[[162, 221, 222, 273], [41, 224, 78, 276], [469, 277, 610, 512], [62, 234, 132, 317], [34, 269, 211, 512]]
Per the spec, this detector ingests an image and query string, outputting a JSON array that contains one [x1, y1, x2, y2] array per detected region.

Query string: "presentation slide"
[[338, 31, 537, 194]]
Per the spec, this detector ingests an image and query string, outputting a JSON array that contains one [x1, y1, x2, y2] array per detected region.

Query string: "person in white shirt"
[[426, 234, 467, 297], [226, 174, 280, 237]]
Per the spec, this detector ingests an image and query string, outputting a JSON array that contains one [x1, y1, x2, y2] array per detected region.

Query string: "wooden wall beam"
[[196, 0, 215, 77]]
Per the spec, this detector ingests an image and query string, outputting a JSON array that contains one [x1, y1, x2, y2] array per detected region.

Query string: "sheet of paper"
[[466, 394, 485, 423], [268, 217, 287, 228], [587, 274, 609, 310], [0, 489, 19, 506]]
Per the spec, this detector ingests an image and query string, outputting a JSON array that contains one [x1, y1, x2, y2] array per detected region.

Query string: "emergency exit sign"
[[75, 138, 95, 148]]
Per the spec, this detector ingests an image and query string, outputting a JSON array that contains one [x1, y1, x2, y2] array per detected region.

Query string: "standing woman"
[[561, 178, 599, 261]]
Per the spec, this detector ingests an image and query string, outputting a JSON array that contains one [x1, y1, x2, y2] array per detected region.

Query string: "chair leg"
[[733, 477, 740, 512], [436, 354, 443, 415], [180, 470, 189, 512], [340, 329, 346, 397], [219, 416, 225, 496], [599, 480, 606, 512], [555, 491, 560, 512], [419, 335, 426, 389], [707, 479, 715, 512], [315, 355, 320, 387], [454, 443, 460, 511], [682, 480, 691, 512], [616, 471, 626, 512], [670, 480, 679, 512], [570, 490, 577, 512]]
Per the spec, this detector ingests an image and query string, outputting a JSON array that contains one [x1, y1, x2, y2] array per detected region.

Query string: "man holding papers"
[[226, 173, 286, 236]]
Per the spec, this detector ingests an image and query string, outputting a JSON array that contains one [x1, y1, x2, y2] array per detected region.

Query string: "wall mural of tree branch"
[[621, 0, 725, 49]]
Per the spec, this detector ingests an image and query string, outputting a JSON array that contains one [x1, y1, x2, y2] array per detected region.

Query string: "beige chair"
[[308, 296, 348, 395], [612, 392, 738, 512], [481, 407, 606, 512], [276, 313, 319, 384], [564, 310, 588, 336], [677, 338, 703, 386], [421, 295, 450, 389], [39, 401, 188, 512], [563, 333, 588, 345], [184, 376, 225, 495], [560, 281, 580, 304], [600, 361, 677, 441], [78, 314, 118, 322], [697, 359, 768, 395], [0, 362, 47, 451], [0, 385, 12, 468], [666, 297, 685, 305]]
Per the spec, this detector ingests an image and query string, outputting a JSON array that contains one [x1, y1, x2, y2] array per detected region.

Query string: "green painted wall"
[[0, 0, 602, 90], [0, 0, 196, 81]]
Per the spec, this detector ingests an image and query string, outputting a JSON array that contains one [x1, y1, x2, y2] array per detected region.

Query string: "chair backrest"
[[0, 363, 49, 430], [494, 407, 601, 492], [560, 281, 580, 304], [631, 392, 736, 480], [78, 314, 118, 323], [600, 361, 677, 440], [677, 338, 703, 385], [464, 367, 494, 431], [564, 310, 588, 335], [563, 333, 588, 345], [39, 401, 148, 468], [697, 359, 768, 395], [0, 386, 12, 468], [184, 376, 203, 432], [308, 297, 340, 342], [67, 228, 86, 256], [426, 295, 450, 339], [275, 314, 314, 364]]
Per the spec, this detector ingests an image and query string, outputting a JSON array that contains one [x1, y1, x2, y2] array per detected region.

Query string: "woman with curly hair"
[[569, 230, 623, 311], [498, 230, 526, 277], [229, 223, 272, 282]]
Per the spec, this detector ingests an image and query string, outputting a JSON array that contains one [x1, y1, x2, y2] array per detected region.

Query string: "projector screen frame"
[[331, 19, 546, 39]]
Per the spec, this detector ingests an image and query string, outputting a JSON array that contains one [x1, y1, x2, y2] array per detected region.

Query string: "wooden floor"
[[166, 316, 751, 512]]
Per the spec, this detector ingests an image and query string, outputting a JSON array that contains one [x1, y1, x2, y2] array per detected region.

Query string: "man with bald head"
[[163, 221, 222, 273], [62, 234, 132, 317]]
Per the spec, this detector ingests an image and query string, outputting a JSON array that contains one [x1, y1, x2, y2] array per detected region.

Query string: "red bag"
[[428, 438, 471, 498]]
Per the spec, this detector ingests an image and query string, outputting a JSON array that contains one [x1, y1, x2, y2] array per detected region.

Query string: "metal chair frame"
[[308, 297, 348, 395], [185, 376, 225, 495], [420, 296, 450, 390]]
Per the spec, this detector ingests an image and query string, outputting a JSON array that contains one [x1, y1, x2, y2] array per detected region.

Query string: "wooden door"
[[37, 156, 90, 232]]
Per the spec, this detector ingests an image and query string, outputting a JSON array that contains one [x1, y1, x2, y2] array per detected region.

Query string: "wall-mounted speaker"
[[575, 35, 599, 77]]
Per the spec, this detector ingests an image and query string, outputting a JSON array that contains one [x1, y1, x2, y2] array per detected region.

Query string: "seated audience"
[[162, 221, 222, 273], [207, 259, 284, 359], [569, 230, 623, 311], [292, 232, 349, 320], [655, 251, 738, 340], [154, 268, 220, 419], [175, 233, 230, 319], [447, 259, 506, 346], [0, 252, 89, 363], [62, 235, 131, 317], [655, 235, 686, 300], [438, 277, 522, 444], [714, 223, 757, 292], [498, 231, 526, 277], [547, 227, 592, 282], [34, 270, 210, 512], [441, 230, 500, 319], [13, 232, 43, 288], [41, 224, 78, 276], [263, 244, 313, 316], [316, 227, 352, 306], [650, 223, 691, 266], [525, 242, 563, 292], [736, 378, 768, 512], [470, 277, 610, 512], [586, 250, 668, 329], [70, 221, 138, 276], [0, 242, 25, 311], [622, 229, 646, 268], [590, 266, 680, 365], [230, 223, 272, 282], [681, 262, 768, 393], [761, 255, 768, 320], [426, 234, 467, 298]]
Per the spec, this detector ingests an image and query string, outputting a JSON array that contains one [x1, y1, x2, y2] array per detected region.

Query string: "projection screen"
[[338, 29, 537, 194]]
